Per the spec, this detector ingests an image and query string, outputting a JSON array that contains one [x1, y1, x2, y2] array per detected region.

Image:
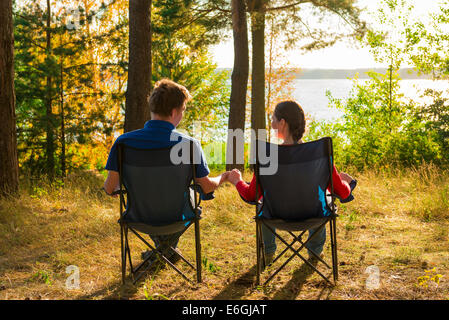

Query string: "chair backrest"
[[117, 143, 196, 226], [256, 137, 335, 220]]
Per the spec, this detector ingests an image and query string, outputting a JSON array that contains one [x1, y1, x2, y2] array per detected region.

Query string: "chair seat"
[[259, 217, 332, 231], [122, 219, 196, 236], [120, 203, 203, 236]]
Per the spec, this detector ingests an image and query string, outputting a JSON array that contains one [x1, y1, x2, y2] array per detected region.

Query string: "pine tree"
[[124, 0, 152, 132], [0, 0, 19, 196], [14, 1, 115, 177], [231, 0, 366, 157], [227, 0, 249, 171]]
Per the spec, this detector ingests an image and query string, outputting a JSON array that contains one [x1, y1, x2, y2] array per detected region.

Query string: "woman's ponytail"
[[273, 101, 306, 143]]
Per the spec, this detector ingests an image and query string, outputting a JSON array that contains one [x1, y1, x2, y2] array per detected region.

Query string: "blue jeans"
[[262, 223, 326, 257]]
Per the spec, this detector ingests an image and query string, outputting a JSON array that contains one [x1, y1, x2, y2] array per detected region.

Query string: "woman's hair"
[[273, 100, 306, 142], [149, 79, 192, 117]]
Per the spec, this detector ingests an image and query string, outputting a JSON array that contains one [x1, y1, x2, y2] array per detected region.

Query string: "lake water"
[[292, 79, 449, 121]]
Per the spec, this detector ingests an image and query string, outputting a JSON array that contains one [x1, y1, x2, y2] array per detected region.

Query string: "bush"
[[307, 71, 444, 170]]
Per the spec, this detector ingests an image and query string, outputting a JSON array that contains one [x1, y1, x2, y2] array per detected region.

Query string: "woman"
[[223, 100, 355, 265]]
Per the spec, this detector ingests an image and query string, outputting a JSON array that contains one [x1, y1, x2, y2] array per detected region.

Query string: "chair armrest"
[[191, 184, 215, 201], [101, 187, 127, 196], [334, 179, 357, 203], [111, 190, 127, 196], [239, 193, 258, 205]]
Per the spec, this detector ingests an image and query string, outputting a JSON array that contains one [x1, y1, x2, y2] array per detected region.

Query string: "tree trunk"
[[267, 16, 274, 142], [0, 0, 19, 196], [226, 0, 249, 171], [60, 54, 66, 177], [250, 0, 267, 141], [45, 0, 55, 179], [124, 0, 152, 132]]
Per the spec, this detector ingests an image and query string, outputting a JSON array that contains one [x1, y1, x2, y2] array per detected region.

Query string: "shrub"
[[307, 71, 444, 170]]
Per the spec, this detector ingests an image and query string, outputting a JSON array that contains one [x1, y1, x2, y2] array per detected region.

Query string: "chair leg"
[[329, 218, 335, 283], [123, 222, 202, 285], [262, 221, 334, 286], [332, 217, 338, 282], [121, 224, 126, 284], [195, 219, 202, 283], [328, 217, 338, 284], [256, 221, 261, 286], [124, 227, 134, 276], [128, 227, 193, 284]]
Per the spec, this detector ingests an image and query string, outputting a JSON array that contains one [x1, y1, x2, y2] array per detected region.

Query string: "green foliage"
[[364, 0, 412, 70], [405, 0, 449, 79], [30, 270, 52, 285], [13, 1, 119, 177], [316, 0, 448, 170], [268, 0, 366, 51], [202, 256, 220, 273], [307, 71, 444, 170], [143, 276, 169, 300], [13, 0, 230, 178], [366, 0, 449, 79], [415, 89, 449, 154], [152, 0, 230, 136]]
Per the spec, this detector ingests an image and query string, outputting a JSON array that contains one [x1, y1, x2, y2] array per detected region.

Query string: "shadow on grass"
[[79, 260, 167, 300], [270, 259, 334, 300], [269, 262, 316, 300], [212, 262, 331, 300], [315, 285, 334, 300], [212, 263, 333, 300], [212, 265, 258, 300], [79, 280, 138, 300]]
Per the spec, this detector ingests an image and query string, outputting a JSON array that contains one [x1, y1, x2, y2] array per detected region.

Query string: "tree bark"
[[124, 0, 152, 132], [0, 0, 19, 195], [226, 0, 249, 171], [250, 0, 267, 140], [45, 0, 55, 179], [60, 54, 66, 177]]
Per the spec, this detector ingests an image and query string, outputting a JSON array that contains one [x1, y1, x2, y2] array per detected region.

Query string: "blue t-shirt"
[[105, 120, 210, 178]]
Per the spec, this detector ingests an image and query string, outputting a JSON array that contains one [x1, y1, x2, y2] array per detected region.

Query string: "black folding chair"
[[115, 141, 205, 284], [252, 137, 339, 286]]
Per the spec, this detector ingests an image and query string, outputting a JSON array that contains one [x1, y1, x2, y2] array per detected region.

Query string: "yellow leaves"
[[417, 267, 443, 288]]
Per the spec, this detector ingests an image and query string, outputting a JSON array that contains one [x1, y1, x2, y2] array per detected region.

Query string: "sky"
[[210, 0, 444, 69]]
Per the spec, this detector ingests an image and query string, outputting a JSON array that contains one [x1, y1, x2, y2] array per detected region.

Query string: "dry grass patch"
[[0, 166, 448, 300]]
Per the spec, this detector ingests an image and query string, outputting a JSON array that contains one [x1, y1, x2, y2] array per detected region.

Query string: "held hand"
[[219, 171, 230, 185], [103, 187, 118, 198], [228, 169, 242, 186], [339, 172, 354, 184]]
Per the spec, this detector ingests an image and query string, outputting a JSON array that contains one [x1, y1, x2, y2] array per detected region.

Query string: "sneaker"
[[141, 250, 155, 261], [167, 248, 182, 264], [142, 247, 183, 265], [264, 252, 275, 268], [307, 252, 325, 266]]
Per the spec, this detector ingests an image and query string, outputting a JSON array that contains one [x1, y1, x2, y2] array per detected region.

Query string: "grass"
[[0, 164, 448, 300]]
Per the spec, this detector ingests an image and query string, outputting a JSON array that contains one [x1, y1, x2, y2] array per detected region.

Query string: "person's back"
[[224, 100, 356, 263], [103, 79, 225, 262], [257, 138, 336, 220], [118, 143, 196, 226]]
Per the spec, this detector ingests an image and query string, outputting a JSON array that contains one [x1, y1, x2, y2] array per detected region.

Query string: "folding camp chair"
[[251, 137, 339, 286], [115, 141, 206, 284]]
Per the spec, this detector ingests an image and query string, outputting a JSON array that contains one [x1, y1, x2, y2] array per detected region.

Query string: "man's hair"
[[149, 79, 192, 117]]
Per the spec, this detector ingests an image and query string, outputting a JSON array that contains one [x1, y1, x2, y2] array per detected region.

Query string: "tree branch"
[[264, 0, 311, 12]]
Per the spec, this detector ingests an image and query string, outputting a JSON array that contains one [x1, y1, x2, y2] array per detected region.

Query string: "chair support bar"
[[257, 219, 335, 286]]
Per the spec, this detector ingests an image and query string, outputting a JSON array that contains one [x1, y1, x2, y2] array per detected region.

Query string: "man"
[[104, 78, 224, 263]]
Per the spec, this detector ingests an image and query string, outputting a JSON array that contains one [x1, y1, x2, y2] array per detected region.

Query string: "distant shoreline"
[[216, 68, 434, 80]]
